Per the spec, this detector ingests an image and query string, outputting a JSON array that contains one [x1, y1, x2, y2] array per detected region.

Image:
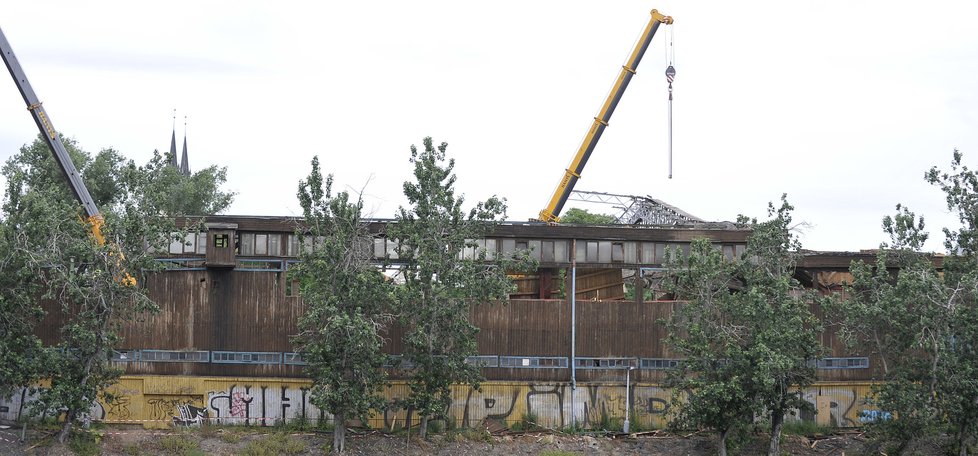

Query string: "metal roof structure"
[[568, 190, 704, 226]]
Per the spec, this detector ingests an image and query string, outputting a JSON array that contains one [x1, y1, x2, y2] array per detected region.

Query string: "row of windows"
[[167, 231, 746, 265], [812, 357, 871, 369], [112, 351, 870, 371]]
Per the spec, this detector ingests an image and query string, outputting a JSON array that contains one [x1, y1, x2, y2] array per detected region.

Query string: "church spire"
[[180, 116, 191, 176], [168, 109, 178, 168]]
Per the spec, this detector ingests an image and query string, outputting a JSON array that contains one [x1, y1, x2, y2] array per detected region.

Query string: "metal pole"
[[570, 239, 577, 429], [624, 366, 635, 433]]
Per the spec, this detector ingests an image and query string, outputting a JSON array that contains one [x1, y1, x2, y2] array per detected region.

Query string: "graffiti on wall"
[[208, 384, 325, 426], [0, 378, 884, 430]]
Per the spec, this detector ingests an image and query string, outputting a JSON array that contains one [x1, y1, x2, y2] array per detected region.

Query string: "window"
[[575, 357, 637, 370], [611, 242, 625, 262], [465, 355, 499, 368], [212, 351, 282, 364], [287, 235, 301, 257], [239, 233, 283, 257], [140, 350, 209, 363], [110, 350, 140, 362], [168, 232, 201, 255], [815, 357, 869, 369], [462, 239, 497, 260], [283, 352, 307, 365], [213, 233, 230, 249], [235, 259, 284, 271], [157, 258, 206, 271], [498, 356, 568, 368], [640, 358, 681, 370]]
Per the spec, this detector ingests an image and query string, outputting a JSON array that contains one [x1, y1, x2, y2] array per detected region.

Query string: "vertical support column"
[[635, 269, 645, 304], [539, 269, 553, 299], [570, 240, 577, 429]]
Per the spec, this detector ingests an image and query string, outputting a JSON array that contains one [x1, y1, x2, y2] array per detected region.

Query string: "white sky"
[[2, 1, 976, 253]]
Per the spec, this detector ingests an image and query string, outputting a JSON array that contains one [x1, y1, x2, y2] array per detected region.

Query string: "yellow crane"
[[537, 9, 673, 223], [2, 26, 134, 285]]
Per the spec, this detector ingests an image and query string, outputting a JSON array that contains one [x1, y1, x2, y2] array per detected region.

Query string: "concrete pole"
[[624, 366, 635, 433]]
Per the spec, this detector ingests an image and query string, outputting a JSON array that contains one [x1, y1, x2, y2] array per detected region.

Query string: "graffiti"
[[209, 385, 254, 424], [174, 404, 209, 427], [0, 378, 882, 430], [794, 387, 866, 427], [102, 394, 132, 421], [859, 409, 892, 423], [526, 384, 565, 428], [460, 387, 519, 428], [147, 396, 204, 424], [208, 384, 323, 426]]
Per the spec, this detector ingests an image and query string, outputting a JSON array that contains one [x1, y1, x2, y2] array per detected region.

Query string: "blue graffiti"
[[859, 409, 892, 423]]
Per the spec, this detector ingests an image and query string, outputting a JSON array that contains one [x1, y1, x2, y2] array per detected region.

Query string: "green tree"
[[664, 196, 821, 456], [0, 218, 48, 400], [139, 148, 235, 216], [388, 137, 532, 439], [0, 134, 230, 442], [560, 207, 616, 224], [835, 150, 978, 455], [292, 157, 392, 453]]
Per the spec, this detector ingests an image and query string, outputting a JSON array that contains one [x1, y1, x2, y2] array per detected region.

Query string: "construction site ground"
[[0, 425, 898, 455]]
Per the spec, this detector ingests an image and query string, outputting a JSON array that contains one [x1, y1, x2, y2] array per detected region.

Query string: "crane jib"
[[538, 10, 671, 223], [0, 26, 101, 219]]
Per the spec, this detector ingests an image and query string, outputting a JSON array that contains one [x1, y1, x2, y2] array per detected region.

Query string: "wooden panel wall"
[[37, 267, 878, 382]]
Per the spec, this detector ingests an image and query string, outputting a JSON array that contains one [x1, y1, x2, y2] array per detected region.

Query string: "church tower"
[[167, 110, 191, 176]]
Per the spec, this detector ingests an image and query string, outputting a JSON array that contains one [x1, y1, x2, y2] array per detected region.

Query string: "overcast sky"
[[2, 1, 976, 252]]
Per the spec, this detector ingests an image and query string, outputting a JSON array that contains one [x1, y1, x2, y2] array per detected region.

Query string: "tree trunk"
[[58, 347, 101, 443], [333, 414, 346, 453], [958, 423, 969, 456], [768, 411, 784, 456], [58, 409, 76, 443], [718, 427, 729, 456], [419, 415, 429, 440]]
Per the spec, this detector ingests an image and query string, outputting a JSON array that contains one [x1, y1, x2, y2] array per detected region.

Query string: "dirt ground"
[[0, 424, 880, 455]]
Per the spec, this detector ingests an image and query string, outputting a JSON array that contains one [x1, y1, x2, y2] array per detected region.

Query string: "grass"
[[219, 430, 242, 444], [462, 427, 493, 443], [781, 420, 833, 436], [67, 433, 100, 456], [511, 412, 540, 432], [157, 433, 204, 456], [121, 442, 143, 456], [240, 432, 307, 456]]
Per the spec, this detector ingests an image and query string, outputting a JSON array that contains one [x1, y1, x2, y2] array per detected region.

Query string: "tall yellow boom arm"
[[3, 26, 135, 285], [538, 9, 672, 223]]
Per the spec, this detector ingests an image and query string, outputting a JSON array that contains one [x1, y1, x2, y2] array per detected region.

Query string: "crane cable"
[[665, 24, 675, 179]]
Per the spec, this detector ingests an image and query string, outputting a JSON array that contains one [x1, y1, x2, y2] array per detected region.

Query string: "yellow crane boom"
[[538, 9, 673, 223]]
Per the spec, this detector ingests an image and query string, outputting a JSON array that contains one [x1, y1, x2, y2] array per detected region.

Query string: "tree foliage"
[[835, 150, 978, 455], [0, 134, 232, 441], [292, 156, 392, 453], [664, 196, 822, 456], [560, 208, 616, 225], [140, 148, 235, 216], [388, 137, 533, 439]]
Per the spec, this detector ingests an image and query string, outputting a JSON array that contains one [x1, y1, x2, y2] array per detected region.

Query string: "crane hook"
[[665, 65, 675, 179]]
